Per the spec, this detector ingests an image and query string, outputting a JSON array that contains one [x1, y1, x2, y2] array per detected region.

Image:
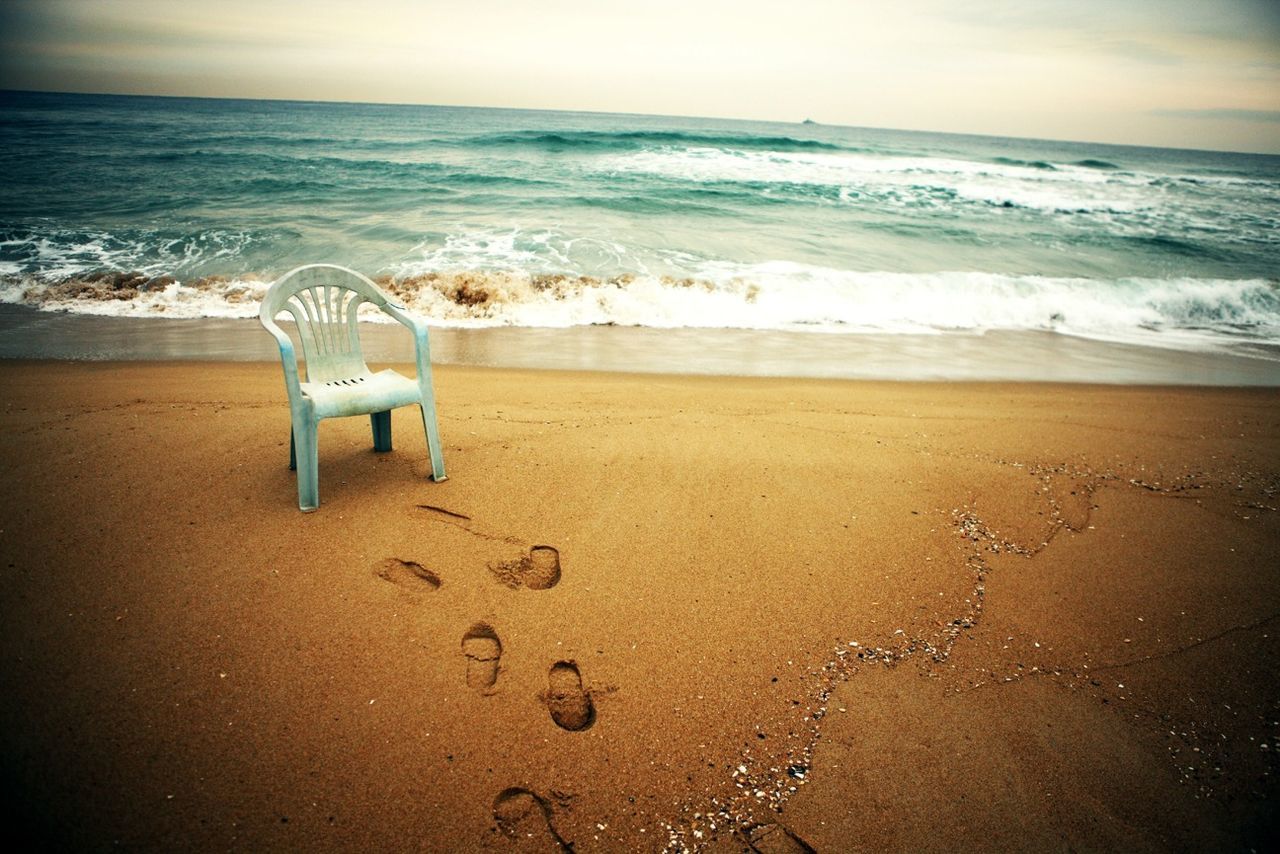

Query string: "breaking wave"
[[4, 265, 1277, 355], [466, 129, 850, 154], [591, 147, 1270, 218]]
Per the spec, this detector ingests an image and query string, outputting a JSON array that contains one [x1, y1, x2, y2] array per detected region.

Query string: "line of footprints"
[[380, 545, 593, 849], [380, 544, 593, 732], [467, 544, 593, 731], [380, 548, 812, 851]]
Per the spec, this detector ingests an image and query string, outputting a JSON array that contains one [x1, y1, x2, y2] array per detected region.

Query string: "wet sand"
[[2, 304, 1279, 385], [0, 360, 1277, 851]]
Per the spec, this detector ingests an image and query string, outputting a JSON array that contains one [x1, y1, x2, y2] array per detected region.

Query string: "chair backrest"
[[260, 264, 391, 383]]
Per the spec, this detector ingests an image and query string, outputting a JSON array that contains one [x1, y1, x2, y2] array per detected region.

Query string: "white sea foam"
[[597, 147, 1182, 215], [0, 274, 270, 319], [403, 228, 633, 274], [0, 227, 263, 279], [7, 260, 1277, 356]]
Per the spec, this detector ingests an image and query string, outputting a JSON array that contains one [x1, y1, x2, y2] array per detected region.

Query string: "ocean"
[[1, 90, 1278, 377]]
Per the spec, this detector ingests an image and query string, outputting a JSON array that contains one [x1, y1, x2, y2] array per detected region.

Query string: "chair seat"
[[300, 369, 422, 420]]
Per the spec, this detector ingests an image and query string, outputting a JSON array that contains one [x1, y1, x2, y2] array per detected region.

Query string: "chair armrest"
[[261, 318, 304, 401], [383, 300, 447, 480], [384, 303, 435, 382]]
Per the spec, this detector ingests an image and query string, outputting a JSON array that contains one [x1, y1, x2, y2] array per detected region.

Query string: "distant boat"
[[802, 118, 818, 125]]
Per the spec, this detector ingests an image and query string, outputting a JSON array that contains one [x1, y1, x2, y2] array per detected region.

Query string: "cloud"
[[1096, 38, 1183, 66]]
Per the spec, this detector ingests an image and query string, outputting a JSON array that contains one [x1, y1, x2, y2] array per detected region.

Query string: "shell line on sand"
[[655, 463, 1272, 852]]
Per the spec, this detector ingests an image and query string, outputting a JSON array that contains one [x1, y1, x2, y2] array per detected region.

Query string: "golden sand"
[[0, 361, 1276, 850]]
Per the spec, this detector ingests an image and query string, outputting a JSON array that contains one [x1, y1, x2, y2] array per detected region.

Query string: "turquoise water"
[[1, 90, 1278, 357]]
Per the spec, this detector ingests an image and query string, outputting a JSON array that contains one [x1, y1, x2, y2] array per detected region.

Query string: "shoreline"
[[1, 304, 1277, 386], [1, 359, 1277, 850]]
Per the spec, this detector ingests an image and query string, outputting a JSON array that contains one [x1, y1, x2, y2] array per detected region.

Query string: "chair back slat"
[[261, 265, 394, 383]]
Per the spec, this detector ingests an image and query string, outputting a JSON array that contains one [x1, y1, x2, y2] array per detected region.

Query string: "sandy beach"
[[0, 359, 1276, 851], [5, 3, 1280, 850]]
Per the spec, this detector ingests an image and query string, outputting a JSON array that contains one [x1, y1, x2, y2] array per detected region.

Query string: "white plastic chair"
[[259, 264, 446, 511]]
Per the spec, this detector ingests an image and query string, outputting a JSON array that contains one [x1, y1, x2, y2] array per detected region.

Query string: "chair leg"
[[289, 428, 297, 471], [294, 420, 320, 512], [419, 403, 447, 482], [371, 410, 392, 452]]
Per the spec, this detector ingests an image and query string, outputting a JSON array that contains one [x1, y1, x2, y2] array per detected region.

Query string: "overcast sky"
[[2, 0, 1278, 153]]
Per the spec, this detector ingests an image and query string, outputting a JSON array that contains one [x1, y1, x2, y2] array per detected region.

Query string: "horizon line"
[[4, 87, 1279, 158]]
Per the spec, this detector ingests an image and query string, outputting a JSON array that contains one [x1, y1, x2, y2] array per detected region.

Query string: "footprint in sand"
[[461, 623, 503, 693], [544, 660, 594, 731], [375, 558, 441, 590], [492, 787, 571, 851], [489, 545, 561, 590], [744, 822, 817, 854]]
